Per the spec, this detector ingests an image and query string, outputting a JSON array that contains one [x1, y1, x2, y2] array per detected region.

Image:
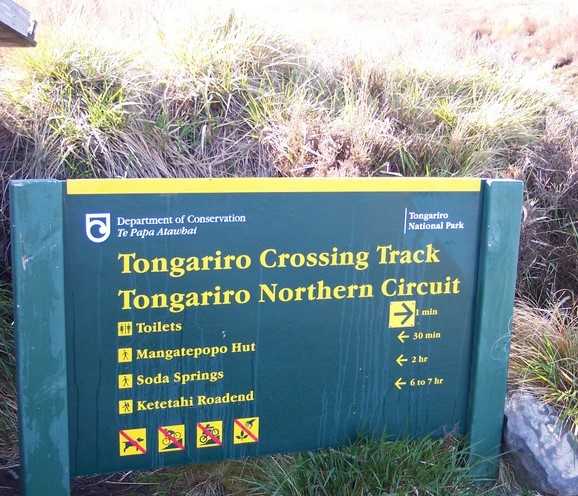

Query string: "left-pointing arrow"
[[395, 378, 407, 390], [396, 354, 408, 367]]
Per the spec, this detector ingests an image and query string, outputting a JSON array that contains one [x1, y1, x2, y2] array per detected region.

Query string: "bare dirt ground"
[[0, 468, 154, 496]]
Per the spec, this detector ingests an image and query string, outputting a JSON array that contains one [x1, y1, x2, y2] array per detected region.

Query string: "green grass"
[[0, 281, 17, 459], [0, 1, 577, 493], [240, 434, 494, 496], [0, 4, 569, 185], [127, 435, 504, 496], [134, 461, 247, 495], [510, 300, 578, 435], [0, 3, 560, 184]]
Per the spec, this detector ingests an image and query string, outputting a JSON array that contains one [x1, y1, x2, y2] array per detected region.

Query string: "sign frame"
[[10, 178, 523, 495]]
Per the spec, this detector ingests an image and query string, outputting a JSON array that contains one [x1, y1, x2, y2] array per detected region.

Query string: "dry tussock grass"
[[511, 299, 578, 433], [515, 108, 578, 303], [466, 7, 578, 56], [0, 0, 576, 463], [261, 93, 398, 177], [0, 380, 17, 460], [0, 282, 17, 460], [1, 1, 577, 294], [457, 4, 578, 96]]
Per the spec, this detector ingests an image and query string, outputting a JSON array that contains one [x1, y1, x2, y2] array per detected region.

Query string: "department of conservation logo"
[[85, 213, 111, 243]]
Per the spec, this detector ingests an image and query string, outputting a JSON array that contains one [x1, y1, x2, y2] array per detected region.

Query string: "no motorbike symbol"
[[196, 421, 223, 448]]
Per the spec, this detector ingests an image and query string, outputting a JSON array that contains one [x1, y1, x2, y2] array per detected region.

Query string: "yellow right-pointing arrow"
[[396, 354, 408, 367], [395, 378, 407, 390]]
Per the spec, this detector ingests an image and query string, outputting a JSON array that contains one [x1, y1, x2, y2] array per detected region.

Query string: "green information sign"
[[10, 178, 523, 495]]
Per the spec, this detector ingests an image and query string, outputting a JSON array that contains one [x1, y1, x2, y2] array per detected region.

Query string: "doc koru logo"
[[85, 213, 111, 243]]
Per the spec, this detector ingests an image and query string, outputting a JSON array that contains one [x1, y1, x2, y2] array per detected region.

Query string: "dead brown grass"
[[510, 299, 578, 433], [462, 6, 578, 81], [213, 1, 578, 99], [515, 108, 578, 303], [0, 0, 575, 486]]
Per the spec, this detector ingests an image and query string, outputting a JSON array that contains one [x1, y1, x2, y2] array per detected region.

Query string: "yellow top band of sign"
[[66, 177, 482, 195]]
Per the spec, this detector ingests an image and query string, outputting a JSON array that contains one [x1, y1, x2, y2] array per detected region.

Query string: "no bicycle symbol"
[[119, 428, 147, 456], [158, 424, 185, 452]]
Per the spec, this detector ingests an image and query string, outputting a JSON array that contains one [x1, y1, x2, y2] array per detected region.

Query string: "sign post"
[[468, 180, 524, 475], [11, 177, 523, 494], [10, 181, 69, 495]]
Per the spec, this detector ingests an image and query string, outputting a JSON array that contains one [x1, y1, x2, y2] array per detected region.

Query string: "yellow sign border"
[[67, 177, 481, 195]]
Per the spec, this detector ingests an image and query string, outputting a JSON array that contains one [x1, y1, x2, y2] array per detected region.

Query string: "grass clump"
[[0, 7, 299, 182], [240, 434, 489, 496], [0, 281, 17, 459], [515, 110, 578, 305], [0, 1, 577, 492], [94, 435, 509, 495], [381, 64, 548, 177], [1, 1, 575, 294], [510, 299, 578, 434], [135, 461, 246, 496]]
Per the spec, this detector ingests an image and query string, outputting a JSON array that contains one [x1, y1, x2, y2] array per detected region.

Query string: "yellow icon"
[[119, 428, 146, 456], [118, 374, 133, 389], [119, 400, 133, 414], [233, 417, 259, 444], [158, 424, 185, 452], [389, 301, 416, 328], [118, 322, 133, 337], [118, 348, 133, 363], [196, 421, 222, 448]]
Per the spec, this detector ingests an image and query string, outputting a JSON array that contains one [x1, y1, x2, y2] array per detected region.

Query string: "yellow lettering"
[[118, 253, 136, 273], [260, 248, 277, 268], [258, 281, 373, 303], [376, 244, 441, 264], [118, 289, 136, 309], [380, 277, 460, 297]]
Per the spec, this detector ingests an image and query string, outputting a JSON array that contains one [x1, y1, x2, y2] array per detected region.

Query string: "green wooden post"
[[467, 179, 523, 478], [10, 180, 70, 496]]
